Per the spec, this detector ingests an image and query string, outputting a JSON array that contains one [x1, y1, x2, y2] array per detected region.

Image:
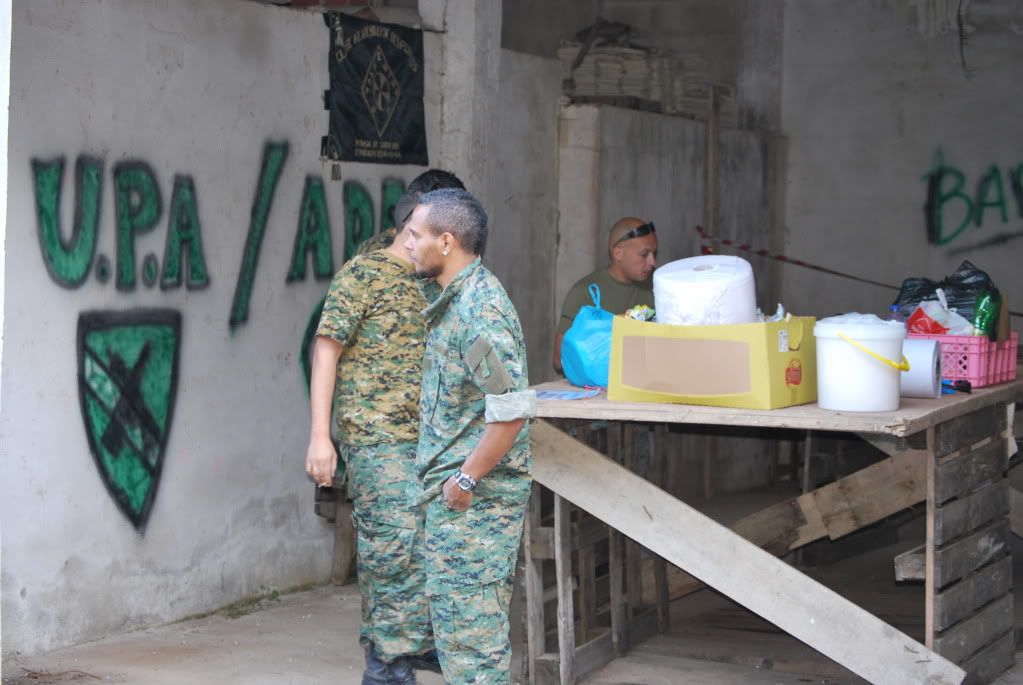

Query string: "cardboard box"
[[607, 315, 818, 409]]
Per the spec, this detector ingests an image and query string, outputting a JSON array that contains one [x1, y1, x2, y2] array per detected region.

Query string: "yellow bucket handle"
[[837, 333, 910, 372]]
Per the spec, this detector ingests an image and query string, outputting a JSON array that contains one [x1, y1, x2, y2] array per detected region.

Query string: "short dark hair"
[[407, 169, 465, 195], [419, 188, 488, 256], [391, 169, 466, 228]]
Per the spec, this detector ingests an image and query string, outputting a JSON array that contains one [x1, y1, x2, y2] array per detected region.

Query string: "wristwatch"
[[453, 469, 478, 492]]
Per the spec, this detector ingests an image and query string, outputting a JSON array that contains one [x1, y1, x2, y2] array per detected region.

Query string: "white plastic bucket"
[[814, 313, 908, 412]]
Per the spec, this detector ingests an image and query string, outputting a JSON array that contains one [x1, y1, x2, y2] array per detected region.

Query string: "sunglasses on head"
[[613, 221, 656, 247]]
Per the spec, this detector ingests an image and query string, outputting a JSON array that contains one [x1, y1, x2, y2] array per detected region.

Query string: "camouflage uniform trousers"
[[422, 488, 529, 685], [344, 441, 434, 663]]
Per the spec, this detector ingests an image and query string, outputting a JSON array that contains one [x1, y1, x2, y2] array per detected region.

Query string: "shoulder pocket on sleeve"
[[466, 336, 514, 395]]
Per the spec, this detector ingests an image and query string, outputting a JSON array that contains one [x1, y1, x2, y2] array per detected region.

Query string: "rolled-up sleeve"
[[485, 389, 537, 422]]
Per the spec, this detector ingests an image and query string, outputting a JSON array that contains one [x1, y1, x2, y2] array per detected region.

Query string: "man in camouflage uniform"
[[404, 188, 536, 685], [305, 169, 464, 684]]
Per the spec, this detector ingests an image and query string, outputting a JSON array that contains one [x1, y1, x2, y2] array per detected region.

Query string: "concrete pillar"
[[736, 0, 783, 132], [0, 0, 11, 658], [419, 0, 501, 204]]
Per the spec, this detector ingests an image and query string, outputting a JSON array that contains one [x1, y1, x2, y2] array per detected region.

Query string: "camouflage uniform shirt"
[[353, 227, 398, 258], [317, 251, 426, 445], [418, 258, 536, 502]]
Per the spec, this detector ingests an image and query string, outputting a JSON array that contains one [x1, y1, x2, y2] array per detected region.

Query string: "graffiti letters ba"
[[77, 309, 181, 530]]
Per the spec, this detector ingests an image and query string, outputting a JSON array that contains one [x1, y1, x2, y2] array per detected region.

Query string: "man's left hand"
[[443, 476, 472, 512]]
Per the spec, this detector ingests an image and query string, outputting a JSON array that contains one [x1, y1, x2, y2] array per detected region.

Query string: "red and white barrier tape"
[[694, 225, 1023, 319]]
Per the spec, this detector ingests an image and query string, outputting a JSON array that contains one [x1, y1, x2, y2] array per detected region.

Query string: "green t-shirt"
[[557, 268, 654, 335]]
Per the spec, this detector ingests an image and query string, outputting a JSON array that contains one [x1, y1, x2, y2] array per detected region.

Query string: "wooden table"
[[523, 378, 1023, 685]]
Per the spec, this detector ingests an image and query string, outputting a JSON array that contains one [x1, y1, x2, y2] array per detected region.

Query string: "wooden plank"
[[531, 421, 965, 685], [622, 424, 642, 618], [640, 448, 926, 604], [958, 630, 1014, 684], [608, 527, 626, 658], [810, 449, 926, 539], [528, 516, 608, 560], [553, 494, 575, 685], [577, 544, 596, 642], [529, 527, 554, 560], [933, 520, 1010, 590], [934, 557, 1012, 633], [934, 405, 1007, 458], [524, 484, 547, 685], [934, 439, 1007, 504], [895, 544, 925, 581], [571, 630, 613, 681], [1009, 483, 1023, 538], [650, 424, 670, 633], [934, 481, 1008, 546], [532, 378, 1023, 438], [933, 594, 1013, 664], [927, 426, 938, 648]]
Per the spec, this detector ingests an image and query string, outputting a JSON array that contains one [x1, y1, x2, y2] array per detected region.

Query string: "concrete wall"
[[782, 0, 1023, 319], [0, 0, 442, 656], [485, 50, 561, 383], [557, 104, 778, 312], [501, 0, 784, 131]]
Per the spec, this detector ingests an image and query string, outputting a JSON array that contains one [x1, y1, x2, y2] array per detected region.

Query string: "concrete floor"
[[1, 584, 443, 685], [4, 578, 1023, 685]]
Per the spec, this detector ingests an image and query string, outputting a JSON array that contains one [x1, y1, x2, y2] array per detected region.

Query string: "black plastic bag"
[[892, 260, 999, 325]]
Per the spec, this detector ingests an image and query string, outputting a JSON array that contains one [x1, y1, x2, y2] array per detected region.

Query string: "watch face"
[[456, 474, 474, 491]]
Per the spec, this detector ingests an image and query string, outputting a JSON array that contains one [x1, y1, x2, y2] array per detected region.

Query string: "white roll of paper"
[[653, 255, 758, 326], [900, 338, 942, 399]]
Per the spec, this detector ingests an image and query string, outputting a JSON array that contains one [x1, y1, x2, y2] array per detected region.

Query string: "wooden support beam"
[[531, 421, 965, 685], [895, 544, 925, 582], [641, 447, 926, 604]]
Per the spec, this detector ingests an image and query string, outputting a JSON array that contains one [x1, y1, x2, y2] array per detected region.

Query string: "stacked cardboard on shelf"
[[558, 42, 737, 127]]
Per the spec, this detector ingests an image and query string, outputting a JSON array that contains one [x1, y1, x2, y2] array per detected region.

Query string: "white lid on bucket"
[[814, 313, 907, 341]]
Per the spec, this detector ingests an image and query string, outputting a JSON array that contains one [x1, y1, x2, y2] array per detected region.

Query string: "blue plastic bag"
[[561, 284, 614, 387]]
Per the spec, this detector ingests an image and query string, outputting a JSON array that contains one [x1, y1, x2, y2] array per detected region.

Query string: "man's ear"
[[611, 243, 624, 262]]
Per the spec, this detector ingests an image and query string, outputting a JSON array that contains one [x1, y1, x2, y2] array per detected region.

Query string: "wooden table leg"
[[524, 483, 546, 685], [554, 493, 576, 684], [650, 424, 670, 632], [622, 424, 642, 618]]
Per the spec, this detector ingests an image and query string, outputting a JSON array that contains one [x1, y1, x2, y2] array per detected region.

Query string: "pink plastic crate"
[[908, 331, 1019, 388]]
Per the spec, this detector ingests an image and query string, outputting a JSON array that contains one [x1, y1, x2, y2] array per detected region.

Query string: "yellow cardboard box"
[[607, 315, 817, 409]]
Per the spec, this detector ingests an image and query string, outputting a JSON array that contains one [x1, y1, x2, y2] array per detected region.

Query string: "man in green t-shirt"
[[553, 216, 658, 373]]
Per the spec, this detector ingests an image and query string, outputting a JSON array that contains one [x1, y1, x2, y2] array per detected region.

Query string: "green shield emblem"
[[77, 309, 181, 530]]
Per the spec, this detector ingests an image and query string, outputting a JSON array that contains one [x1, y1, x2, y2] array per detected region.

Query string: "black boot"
[[362, 643, 417, 685], [408, 649, 443, 674]]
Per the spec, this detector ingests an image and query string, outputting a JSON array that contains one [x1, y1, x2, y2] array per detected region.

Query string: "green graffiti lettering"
[[380, 178, 406, 232], [923, 150, 972, 246], [1009, 163, 1023, 219], [161, 175, 210, 290], [343, 181, 374, 262], [287, 176, 334, 282], [974, 164, 1008, 227], [300, 297, 327, 392], [32, 156, 103, 288], [229, 141, 290, 331], [114, 162, 163, 291]]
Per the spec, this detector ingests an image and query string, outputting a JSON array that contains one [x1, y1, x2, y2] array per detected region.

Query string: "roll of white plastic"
[[653, 255, 758, 326], [900, 338, 942, 399]]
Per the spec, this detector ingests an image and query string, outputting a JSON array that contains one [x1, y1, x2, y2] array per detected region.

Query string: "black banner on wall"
[[321, 12, 428, 166]]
